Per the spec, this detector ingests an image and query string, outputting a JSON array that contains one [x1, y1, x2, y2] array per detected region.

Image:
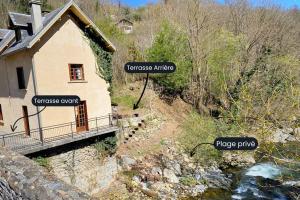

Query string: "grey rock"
[[133, 175, 141, 184], [149, 181, 177, 199], [118, 155, 137, 170], [161, 156, 182, 175], [151, 167, 163, 176], [202, 169, 232, 189], [163, 168, 179, 183], [293, 128, 300, 138], [122, 120, 130, 128], [283, 180, 300, 187], [271, 128, 296, 143], [168, 162, 181, 176], [129, 117, 142, 127], [222, 152, 256, 168], [189, 184, 208, 196]]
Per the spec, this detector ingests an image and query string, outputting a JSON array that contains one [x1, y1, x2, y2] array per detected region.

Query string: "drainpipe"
[[4, 58, 13, 132], [31, 56, 43, 144]]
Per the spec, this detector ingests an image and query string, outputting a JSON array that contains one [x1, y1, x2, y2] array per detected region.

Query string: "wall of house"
[[0, 51, 39, 135], [32, 13, 112, 137]]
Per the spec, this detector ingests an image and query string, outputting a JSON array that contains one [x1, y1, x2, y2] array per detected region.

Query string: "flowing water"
[[232, 163, 291, 200], [201, 142, 300, 200]]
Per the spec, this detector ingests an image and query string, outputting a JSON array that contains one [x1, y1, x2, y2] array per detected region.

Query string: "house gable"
[[32, 12, 112, 127], [1, 0, 115, 57]]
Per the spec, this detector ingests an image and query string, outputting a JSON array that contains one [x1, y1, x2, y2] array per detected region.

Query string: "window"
[[16, 67, 26, 89], [125, 26, 132, 31], [69, 64, 84, 81]]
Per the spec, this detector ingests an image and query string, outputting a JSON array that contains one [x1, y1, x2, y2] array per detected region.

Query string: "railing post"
[[71, 122, 74, 138], [2, 136, 5, 146], [109, 114, 112, 126], [96, 117, 98, 133], [40, 128, 44, 145]]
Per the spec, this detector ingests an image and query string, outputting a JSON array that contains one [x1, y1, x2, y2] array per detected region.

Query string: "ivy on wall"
[[84, 27, 113, 86]]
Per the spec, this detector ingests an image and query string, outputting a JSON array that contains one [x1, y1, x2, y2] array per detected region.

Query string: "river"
[[201, 142, 300, 200]]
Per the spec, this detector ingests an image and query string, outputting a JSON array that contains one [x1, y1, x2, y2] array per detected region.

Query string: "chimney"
[[29, 0, 43, 34]]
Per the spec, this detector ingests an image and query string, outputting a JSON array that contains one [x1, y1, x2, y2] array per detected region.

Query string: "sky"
[[120, 0, 300, 9]]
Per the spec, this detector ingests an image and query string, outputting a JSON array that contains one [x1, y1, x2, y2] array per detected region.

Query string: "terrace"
[[0, 114, 119, 155]]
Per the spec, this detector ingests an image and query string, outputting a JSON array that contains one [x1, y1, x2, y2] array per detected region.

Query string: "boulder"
[[271, 128, 296, 143], [293, 128, 300, 139], [118, 155, 137, 170], [149, 181, 176, 199], [151, 167, 163, 176], [222, 152, 256, 168], [161, 155, 182, 175], [283, 180, 300, 187], [129, 117, 142, 127], [163, 168, 179, 183], [201, 169, 232, 189], [122, 120, 130, 128], [188, 184, 208, 196]]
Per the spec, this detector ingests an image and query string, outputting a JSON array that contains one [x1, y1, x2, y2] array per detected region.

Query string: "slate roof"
[[117, 18, 133, 25], [0, 29, 14, 53], [0, 29, 11, 39], [0, 0, 115, 56], [2, 6, 65, 56], [8, 12, 32, 27]]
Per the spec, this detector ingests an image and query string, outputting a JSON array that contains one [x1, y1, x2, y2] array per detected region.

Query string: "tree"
[[147, 21, 192, 93]]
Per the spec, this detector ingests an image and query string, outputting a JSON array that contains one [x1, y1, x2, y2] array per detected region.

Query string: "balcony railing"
[[0, 114, 118, 153]]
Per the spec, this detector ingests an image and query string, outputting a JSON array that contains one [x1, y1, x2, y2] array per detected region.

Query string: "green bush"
[[33, 156, 51, 170], [147, 21, 192, 93], [95, 16, 125, 41], [93, 136, 117, 157], [112, 94, 143, 108], [180, 111, 243, 163], [122, 170, 139, 179], [180, 176, 198, 186], [207, 30, 246, 99]]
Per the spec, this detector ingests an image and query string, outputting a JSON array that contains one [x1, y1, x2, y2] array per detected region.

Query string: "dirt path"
[[116, 87, 192, 158]]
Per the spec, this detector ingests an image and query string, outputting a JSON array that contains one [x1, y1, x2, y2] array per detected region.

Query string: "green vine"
[[84, 28, 113, 86]]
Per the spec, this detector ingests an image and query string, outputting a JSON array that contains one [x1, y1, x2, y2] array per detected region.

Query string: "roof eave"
[[0, 34, 16, 56], [1, 46, 27, 57], [70, 3, 116, 52]]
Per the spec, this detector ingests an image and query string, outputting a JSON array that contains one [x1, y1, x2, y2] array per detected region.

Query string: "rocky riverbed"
[[117, 145, 233, 199], [31, 126, 300, 199], [114, 127, 300, 199]]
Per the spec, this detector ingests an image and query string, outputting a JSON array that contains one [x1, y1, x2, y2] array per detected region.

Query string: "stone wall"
[[49, 146, 119, 195], [0, 147, 91, 200]]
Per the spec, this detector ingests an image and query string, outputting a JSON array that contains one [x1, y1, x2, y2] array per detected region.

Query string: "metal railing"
[[0, 114, 117, 151]]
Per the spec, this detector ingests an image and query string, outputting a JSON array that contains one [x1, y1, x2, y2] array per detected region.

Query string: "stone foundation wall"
[[49, 146, 119, 195], [0, 147, 91, 200]]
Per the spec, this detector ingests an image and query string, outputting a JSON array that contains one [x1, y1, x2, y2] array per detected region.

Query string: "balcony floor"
[[2, 126, 118, 155]]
